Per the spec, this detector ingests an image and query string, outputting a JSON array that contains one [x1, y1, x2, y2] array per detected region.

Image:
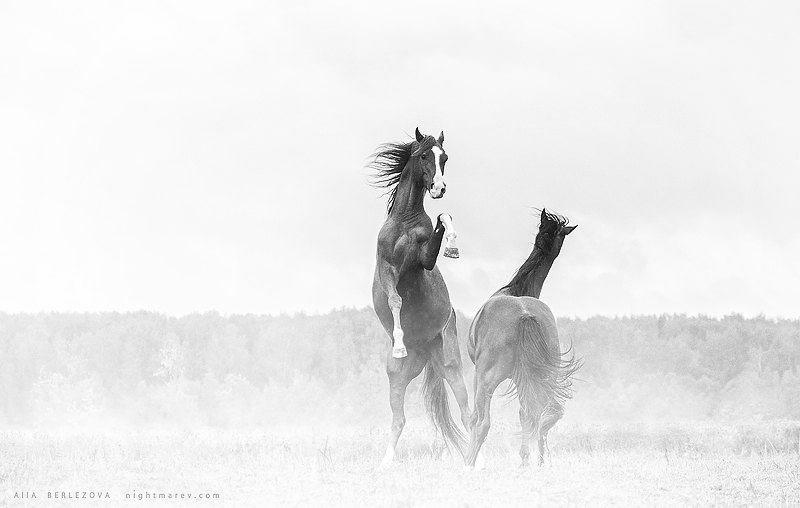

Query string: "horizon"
[[3, 306, 798, 323]]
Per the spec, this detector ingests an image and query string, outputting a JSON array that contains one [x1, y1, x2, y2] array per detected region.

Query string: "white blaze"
[[430, 146, 445, 197]]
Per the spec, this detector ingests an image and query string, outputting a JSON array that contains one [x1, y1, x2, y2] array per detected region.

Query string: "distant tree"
[[155, 332, 186, 383]]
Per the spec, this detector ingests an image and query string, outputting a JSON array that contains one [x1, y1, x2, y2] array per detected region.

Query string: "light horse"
[[465, 209, 580, 468], [370, 128, 471, 468]]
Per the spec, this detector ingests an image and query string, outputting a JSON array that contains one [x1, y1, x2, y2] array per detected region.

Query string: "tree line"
[[0, 310, 797, 427]]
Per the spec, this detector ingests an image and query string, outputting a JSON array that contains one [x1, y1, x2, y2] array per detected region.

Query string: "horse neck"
[[388, 161, 427, 222], [529, 255, 557, 298], [507, 248, 558, 298]]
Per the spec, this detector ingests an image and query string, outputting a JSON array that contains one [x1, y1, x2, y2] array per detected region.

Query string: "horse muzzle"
[[429, 183, 446, 199]]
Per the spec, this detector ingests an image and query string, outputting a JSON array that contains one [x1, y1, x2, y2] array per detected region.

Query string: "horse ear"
[[563, 225, 578, 235], [438, 131, 445, 146], [541, 209, 547, 221], [415, 127, 424, 143]]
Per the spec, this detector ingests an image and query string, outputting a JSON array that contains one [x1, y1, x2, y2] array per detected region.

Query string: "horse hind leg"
[[464, 367, 502, 469], [519, 406, 539, 468], [377, 262, 407, 359], [387, 294, 406, 359], [379, 347, 427, 469], [537, 400, 564, 466], [440, 364, 471, 443], [430, 318, 472, 438]]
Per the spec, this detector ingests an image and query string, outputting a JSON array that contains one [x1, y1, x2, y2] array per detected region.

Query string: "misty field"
[[2, 421, 800, 507], [2, 311, 800, 505]]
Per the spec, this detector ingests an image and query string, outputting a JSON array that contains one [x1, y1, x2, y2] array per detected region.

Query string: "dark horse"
[[465, 209, 580, 468], [370, 128, 471, 468]]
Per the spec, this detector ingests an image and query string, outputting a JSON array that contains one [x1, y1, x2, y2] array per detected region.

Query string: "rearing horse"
[[370, 128, 471, 468], [465, 209, 580, 469]]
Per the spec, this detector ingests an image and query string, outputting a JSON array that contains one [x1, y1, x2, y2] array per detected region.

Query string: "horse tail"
[[508, 314, 581, 435], [422, 363, 466, 454]]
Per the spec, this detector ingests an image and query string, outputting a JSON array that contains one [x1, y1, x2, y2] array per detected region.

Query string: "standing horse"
[[370, 128, 471, 468], [465, 209, 580, 468]]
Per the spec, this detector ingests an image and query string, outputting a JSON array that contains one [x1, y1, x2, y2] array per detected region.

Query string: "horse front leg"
[[419, 214, 457, 270], [439, 213, 459, 259]]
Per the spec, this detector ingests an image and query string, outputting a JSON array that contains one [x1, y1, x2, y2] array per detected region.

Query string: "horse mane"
[[501, 210, 570, 297], [368, 136, 437, 213]]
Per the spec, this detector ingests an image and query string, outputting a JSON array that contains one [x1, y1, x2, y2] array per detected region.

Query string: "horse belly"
[[396, 268, 451, 347]]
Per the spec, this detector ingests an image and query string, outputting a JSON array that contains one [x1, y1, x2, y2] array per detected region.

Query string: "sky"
[[1, 0, 799, 318]]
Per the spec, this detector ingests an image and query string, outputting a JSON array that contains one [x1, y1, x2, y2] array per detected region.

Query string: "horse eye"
[[420, 153, 427, 159]]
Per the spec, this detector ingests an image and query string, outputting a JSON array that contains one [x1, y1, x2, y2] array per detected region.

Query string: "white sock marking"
[[440, 213, 457, 242]]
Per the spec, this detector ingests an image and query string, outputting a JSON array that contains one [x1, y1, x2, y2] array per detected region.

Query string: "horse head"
[[536, 209, 578, 260], [412, 127, 448, 199]]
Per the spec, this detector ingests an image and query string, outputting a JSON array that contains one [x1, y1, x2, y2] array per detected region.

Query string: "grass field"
[[2, 421, 799, 507]]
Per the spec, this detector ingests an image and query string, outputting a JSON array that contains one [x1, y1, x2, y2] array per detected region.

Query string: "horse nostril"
[[441, 187, 446, 195]]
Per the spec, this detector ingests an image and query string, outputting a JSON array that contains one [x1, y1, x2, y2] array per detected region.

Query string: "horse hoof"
[[392, 346, 407, 359], [378, 446, 395, 470]]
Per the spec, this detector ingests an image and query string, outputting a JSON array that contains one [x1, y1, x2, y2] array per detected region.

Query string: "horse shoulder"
[[405, 219, 434, 245], [377, 222, 406, 257]]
